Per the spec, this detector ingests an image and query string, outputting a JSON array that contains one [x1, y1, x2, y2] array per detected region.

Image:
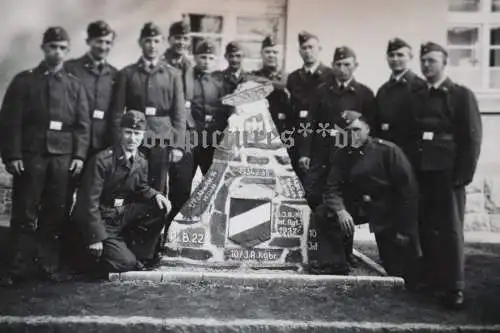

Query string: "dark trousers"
[[193, 146, 215, 175], [312, 205, 349, 271], [8, 153, 72, 277], [375, 228, 419, 285], [418, 170, 465, 291], [142, 144, 170, 194]]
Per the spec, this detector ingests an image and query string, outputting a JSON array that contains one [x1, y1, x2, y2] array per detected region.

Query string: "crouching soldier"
[[310, 111, 421, 285], [71, 111, 171, 274]]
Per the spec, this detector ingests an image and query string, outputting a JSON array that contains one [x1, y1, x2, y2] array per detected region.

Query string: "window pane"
[[237, 16, 282, 41], [491, 27, 500, 46], [490, 69, 500, 88], [490, 49, 500, 67], [448, 68, 482, 89], [492, 0, 500, 11], [449, 48, 480, 67], [188, 14, 223, 33], [237, 40, 262, 59], [191, 36, 222, 55], [447, 27, 479, 46], [448, 0, 481, 12]]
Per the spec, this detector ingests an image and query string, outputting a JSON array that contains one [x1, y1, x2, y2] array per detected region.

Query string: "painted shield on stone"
[[164, 81, 312, 269]]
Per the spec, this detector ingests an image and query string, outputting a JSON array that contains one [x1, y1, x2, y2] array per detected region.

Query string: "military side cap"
[[420, 41, 448, 57], [43, 26, 70, 44], [298, 31, 317, 45], [225, 41, 243, 54], [120, 110, 146, 130], [334, 46, 356, 62], [262, 35, 277, 49], [195, 39, 217, 55], [387, 37, 411, 53], [341, 110, 363, 127], [169, 21, 190, 36], [140, 22, 162, 39], [87, 20, 114, 39]]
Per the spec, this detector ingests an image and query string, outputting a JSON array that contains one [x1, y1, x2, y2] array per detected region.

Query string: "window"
[[447, 0, 500, 91], [181, 0, 287, 72]]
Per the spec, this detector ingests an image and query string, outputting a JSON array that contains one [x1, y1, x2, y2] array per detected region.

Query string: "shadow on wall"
[[0, 0, 180, 99]]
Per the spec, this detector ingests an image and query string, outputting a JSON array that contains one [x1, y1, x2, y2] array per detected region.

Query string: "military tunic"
[[408, 78, 482, 291], [215, 68, 250, 94], [374, 70, 426, 155], [72, 146, 164, 272], [65, 54, 118, 153], [286, 63, 334, 180], [317, 138, 420, 277], [110, 59, 186, 192], [0, 61, 90, 275]]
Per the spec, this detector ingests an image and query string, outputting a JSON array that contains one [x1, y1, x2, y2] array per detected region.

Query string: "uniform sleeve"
[[72, 155, 108, 245], [73, 82, 90, 160], [361, 87, 377, 129], [322, 151, 346, 213], [454, 87, 483, 186], [170, 71, 187, 150], [0, 73, 26, 162], [295, 88, 320, 160], [388, 145, 419, 235], [372, 87, 384, 138], [109, 70, 127, 146], [304, 157, 328, 208], [135, 161, 160, 201]]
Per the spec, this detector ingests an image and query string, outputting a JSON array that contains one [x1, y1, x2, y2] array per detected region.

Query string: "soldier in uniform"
[[65, 20, 118, 156], [374, 38, 426, 155], [408, 42, 482, 309], [251, 35, 291, 139], [72, 111, 171, 274], [190, 39, 232, 175], [110, 22, 186, 194], [163, 21, 196, 227], [310, 111, 420, 283], [216, 41, 249, 94], [0, 27, 90, 283], [286, 31, 334, 181]]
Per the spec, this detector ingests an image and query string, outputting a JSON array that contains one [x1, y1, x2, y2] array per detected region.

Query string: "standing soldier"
[[374, 38, 426, 155], [409, 42, 482, 309], [110, 22, 186, 194], [314, 111, 420, 284], [191, 39, 232, 175], [216, 41, 249, 94], [65, 20, 118, 156], [251, 35, 291, 138], [72, 111, 171, 274], [287, 31, 334, 181], [0, 27, 90, 283], [163, 21, 196, 226]]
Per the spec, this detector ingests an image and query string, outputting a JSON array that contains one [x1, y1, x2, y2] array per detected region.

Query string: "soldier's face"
[[420, 51, 447, 80], [225, 51, 244, 70], [121, 128, 145, 152], [299, 38, 320, 65], [139, 35, 164, 60], [261, 47, 279, 68], [334, 57, 358, 82], [42, 41, 70, 65], [168, 34, 190, 55], [87, 33, 115, 61], [347, 119, 370, 148], [387, 47, 412, 73], [195, 54, 216, 72]]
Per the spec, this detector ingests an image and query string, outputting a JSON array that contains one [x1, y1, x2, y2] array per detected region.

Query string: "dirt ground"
[[0, 242, 499, 325]]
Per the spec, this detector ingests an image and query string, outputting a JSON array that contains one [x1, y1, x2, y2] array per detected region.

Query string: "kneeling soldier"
[[72, 111, 171, 274], [310, 111, 421, 284]]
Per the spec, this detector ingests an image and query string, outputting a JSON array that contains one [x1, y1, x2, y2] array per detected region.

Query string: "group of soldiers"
[[0, 19, 482, 311]]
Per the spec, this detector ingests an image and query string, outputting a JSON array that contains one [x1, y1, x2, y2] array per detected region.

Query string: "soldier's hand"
[[336, 209, 355, 237], [299, 157, 310, 171], [69, 159, 84, 176], [395, 232, 410, 247], [155, 194, 171, 212], [5, 160, 24, 176], [170, 148, 184, 163], [88, 241, 103, 258]]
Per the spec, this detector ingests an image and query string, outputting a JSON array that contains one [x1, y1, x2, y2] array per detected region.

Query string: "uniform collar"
[[390, 69, 409, 83], [140, 56, 159, 69], [36, 61, 65, 77], [347, 137, 372, 155], [337, 77, 354, 89], [164, 48, 190, 68], [303, 61, 320, 74], [259, 66, 280, 79], [427, 75, 448, 90], [117, 145, 138, 170], [86, 52, 107, 67]]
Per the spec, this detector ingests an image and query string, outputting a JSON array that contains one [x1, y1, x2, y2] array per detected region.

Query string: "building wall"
[[285, 0, 448, 90]]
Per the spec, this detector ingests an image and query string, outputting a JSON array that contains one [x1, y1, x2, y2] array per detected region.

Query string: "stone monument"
[[163, 81, 312, 270]]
